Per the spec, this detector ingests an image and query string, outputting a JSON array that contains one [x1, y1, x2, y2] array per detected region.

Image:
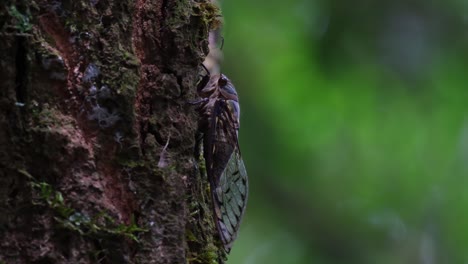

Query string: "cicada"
[[194, 65, 248, 253]]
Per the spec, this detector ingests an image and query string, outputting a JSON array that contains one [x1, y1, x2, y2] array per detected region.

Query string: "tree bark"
[[0, 0, 221, 263]]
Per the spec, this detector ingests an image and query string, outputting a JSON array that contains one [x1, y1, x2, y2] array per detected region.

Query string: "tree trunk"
[[0, 0, 222, 263]]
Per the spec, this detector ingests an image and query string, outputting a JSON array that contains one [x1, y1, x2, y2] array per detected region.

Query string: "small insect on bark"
[[194, 64, 249, 254]]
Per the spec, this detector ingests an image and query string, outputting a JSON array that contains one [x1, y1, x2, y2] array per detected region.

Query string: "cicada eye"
[[218, 76, 228, 86], [218, 74, 238, 101]]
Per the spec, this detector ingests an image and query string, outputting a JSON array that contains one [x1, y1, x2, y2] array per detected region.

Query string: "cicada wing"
[[213, 148, 248, 252], [204, 99, 248, 252], [203, 100, 238, 187]]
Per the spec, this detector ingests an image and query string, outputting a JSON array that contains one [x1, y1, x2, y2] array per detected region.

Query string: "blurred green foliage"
[[220, 0, 468, 263]]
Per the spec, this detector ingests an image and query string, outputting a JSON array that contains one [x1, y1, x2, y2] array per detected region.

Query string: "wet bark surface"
[[0, 0, 221, 263]]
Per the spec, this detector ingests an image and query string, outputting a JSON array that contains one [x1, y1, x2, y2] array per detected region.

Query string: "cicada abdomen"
[[196, 66, 249, 253]]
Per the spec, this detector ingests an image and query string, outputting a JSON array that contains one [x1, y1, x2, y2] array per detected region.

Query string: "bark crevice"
[[14, 36, 28, 105]]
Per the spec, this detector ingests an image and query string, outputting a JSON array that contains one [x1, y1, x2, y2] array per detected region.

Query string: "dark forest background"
[[222, 0, 468, 263]]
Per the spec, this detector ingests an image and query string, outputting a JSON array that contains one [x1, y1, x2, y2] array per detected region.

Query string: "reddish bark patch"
[[99, 158, 137, 224], [38, 13, 82, 111], [37, 9, 137, 223], [38, 13, 78, 69], [132, 0, 164, 64], [132, 0, 164, 150]]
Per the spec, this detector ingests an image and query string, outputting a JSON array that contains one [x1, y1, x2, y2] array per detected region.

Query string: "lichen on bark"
[[0, 0, 223, 263]]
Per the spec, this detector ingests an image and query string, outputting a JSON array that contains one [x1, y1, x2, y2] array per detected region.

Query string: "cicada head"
[[218, 74, 238, 102]]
